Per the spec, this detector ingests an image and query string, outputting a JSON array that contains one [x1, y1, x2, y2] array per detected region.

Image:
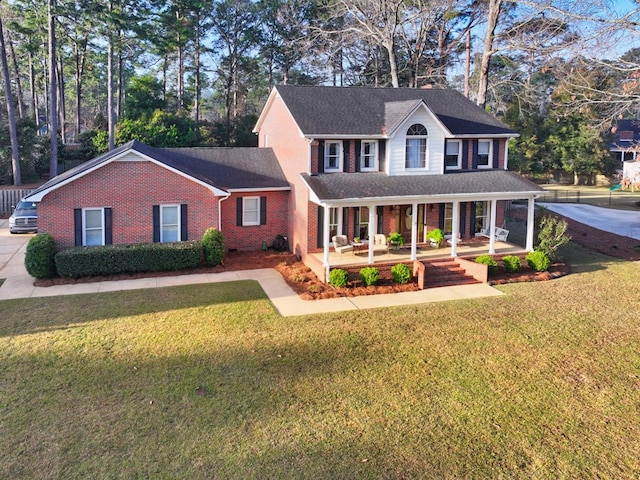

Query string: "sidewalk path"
[[0, 219, 503, 316]]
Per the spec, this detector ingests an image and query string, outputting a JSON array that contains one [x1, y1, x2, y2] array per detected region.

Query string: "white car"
[[9, 200, 38, 234]]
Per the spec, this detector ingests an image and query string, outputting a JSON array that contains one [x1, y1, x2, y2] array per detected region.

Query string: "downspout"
[[504, 140, 510, 170], [218, 192, 231, 232]]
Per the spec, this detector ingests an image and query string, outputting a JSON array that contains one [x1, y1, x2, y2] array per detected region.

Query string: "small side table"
[[351, 242, 365, 255]]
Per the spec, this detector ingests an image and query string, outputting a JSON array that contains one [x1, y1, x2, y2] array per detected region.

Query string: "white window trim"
[[83, 207, 105, 246], [477, 139, 493, 169], [445, 139, 462, 170], [242, 196, 261, 226], [360, 140, 377, 171], [324, 141, 343, 172], [160, 204, 181, 242]]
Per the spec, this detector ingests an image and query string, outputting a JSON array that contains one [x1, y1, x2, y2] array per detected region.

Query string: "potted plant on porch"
[[387, 231, 405, 250], [426, 228, 444, 248]]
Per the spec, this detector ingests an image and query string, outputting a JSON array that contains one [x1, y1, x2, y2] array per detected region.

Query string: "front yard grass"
[[2, 251, 640, 479]]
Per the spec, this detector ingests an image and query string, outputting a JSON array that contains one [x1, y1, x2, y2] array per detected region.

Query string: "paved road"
[[538, 203, 640, 240]]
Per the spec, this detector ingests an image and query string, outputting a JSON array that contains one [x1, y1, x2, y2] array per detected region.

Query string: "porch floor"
[[311, 240, 523, 268]]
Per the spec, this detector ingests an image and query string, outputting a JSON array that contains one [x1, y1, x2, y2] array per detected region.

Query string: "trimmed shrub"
[[536, 216, 571, 261], [202, 228, 225, 266], [475, 254, 498, 275], [25, 233, 57, 279], [359, 266, 380, 286], [502, 255, 521, 273], [55, 241, 202, 278], [329, 268, 349, 288], [391, 263, 411, 284], [526, 250, 551, 272]]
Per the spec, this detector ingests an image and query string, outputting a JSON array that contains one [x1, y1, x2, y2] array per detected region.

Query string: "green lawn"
[[2, 246, 640, 478]]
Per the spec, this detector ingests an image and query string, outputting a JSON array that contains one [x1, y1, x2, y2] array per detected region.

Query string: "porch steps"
[[421, 259, 481, 289]]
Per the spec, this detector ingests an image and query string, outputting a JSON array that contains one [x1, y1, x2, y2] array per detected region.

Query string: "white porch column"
[[410, 202, 418, 260], [323, 205, 331, 282], [526, 197, 536, 252], [450, 201, 460, 257], [368, 205, 376, 265], [489, 199, 497, 254]]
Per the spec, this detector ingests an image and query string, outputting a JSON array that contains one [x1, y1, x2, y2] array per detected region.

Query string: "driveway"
[[538, 203, 640, 240], [0, 218, 33, 281]]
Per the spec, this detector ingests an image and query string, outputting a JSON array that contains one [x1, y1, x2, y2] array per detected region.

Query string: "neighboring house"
[[610, 119, 640, 164], [254, 84, 543, 280], [24, 140, 290, 251]]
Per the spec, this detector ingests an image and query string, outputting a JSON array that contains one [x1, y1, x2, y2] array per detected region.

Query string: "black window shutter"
[[378, 141, 386, 172], [353, 207, 359, 237], [318, 140, 325, 173], [377, 206, 384, 234], [460, 203, 466, 236], [74, 208, 82, 246], [236, 197, 243, 226], [152, 205, 160, 242], [105, 208, 112, 245], [317, 205, 324, 248], [355, 141, 361, 172], [493, 139, 500, 167], [260, 197, 267, 225], [181, 204, 188, 240], [462, 140, 469, 169], [470, 202, 477, 234], [438, 204, 445, 230], [472, 140, 478, 169], [343, 141, 349, 172], [342, 207, 348, 235]]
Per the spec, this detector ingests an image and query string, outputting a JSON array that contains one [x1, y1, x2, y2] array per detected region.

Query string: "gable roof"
[[26, 140, 289, 201], [263, 85, 516, 138], [301, 170, 542, 205]]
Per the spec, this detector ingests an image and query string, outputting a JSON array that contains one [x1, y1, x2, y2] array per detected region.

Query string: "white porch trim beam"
[[368, 205, 376, 264], [526, 197, 535, 251], [489, 199, 497, 254], [410, 202, 418, 260], [450, 201, 460, 257], [323, 205, 331, 282]]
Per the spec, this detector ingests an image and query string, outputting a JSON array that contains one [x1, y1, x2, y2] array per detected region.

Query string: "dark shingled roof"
[[301, 170, 543, 202], [275, 85, 516, 137], [27, 140, 289, 199]]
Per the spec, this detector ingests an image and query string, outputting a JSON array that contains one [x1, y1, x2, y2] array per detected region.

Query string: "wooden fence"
[[0, 188, 34, 217]]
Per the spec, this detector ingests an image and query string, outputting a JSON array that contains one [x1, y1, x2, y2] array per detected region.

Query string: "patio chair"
[[479, 227, 509, 242], [332, 235, 353, 256], [372, 234, 389, 253]]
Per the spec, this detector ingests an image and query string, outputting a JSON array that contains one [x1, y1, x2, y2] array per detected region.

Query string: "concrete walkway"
[[0, 219, 503, 316]]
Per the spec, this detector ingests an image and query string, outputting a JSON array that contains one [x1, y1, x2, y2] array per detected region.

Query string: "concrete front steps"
[[414, 258, 488, 290]]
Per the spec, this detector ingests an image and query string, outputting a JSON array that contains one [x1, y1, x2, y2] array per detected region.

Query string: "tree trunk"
[[48, 0, 58, 178], [57, 58, 66, 144], [0, 15, 21, 185], [6, 31, 24, 119], [464, 30, 471, 98], [476, 0, 503, 109], [107, 34, 115, 150], [194, 22, 201, 124], [29, 52, 38, 126]]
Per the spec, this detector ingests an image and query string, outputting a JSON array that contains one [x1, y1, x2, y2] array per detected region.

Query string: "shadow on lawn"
[[0, 280, 271, 339]]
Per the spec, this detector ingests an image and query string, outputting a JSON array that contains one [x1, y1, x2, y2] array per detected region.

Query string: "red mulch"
[[33, 209, 640, 300]]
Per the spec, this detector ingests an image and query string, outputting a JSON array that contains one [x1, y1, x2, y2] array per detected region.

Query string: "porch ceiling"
[[301, 170, 543, 207]]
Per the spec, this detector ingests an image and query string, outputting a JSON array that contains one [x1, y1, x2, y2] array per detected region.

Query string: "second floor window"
[[405, 124, 427, 169], [361, 141, 377, 171], [445, 140, 462, 169], [476, 140, 492, 168], [324, 141, 342, 172]]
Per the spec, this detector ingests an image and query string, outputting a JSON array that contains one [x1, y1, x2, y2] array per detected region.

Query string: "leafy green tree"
[[124, 75, 166, 120]]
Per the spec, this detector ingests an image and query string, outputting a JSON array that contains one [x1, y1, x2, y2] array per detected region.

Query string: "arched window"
[[405, 124, 427, 169]]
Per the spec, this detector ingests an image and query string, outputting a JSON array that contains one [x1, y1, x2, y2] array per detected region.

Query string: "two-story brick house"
[[254, 85, 542, 280]]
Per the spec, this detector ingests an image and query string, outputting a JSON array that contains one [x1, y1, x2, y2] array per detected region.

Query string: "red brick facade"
[[38, 160, 288, 252]]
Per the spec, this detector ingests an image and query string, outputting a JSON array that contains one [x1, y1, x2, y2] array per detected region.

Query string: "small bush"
[[25, 233, 57, 279], [359, 266, 380, 286], [475, 254, 498, 275], [502, 255, 521, 273], [526, 250, 551, 272], [536, 216, 571, 261], [391, 263, 411, 284], [329, 268, 349, 288], [55, 241, 202, 278], [202, 228, 225, 266]]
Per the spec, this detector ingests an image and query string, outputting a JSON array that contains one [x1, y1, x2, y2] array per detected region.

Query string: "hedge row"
[[55, 241, 203, 278]]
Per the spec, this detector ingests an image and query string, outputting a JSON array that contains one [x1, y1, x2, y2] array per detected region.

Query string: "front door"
[[398, 205, 425, 244]]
